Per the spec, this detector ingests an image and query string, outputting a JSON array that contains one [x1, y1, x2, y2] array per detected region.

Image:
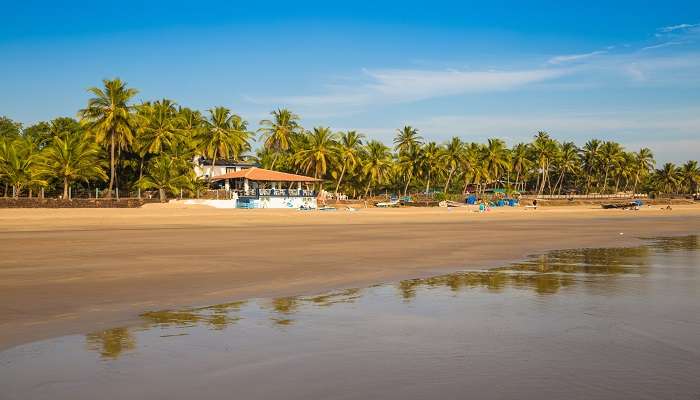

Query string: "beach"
[[1, 204, 699, 350]]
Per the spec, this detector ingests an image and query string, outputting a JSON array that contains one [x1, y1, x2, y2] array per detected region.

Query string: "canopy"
[[211, 167, 321, 182]]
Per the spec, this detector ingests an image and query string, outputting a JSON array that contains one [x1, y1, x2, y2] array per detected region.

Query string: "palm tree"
[[41, 132, 107, 199], [654, 163, 681, 195], [79, 78, 138, 197], [362, 140, 391, 196], [510, 143, 531, 192], [482, 138, 510, 187], [397, 145, 422, 195], [459, 142, 483, 194], [551, 142, 579, 195], [599, 141, 624, 194], [138, 155, 192, 201], [200, 107, 252, 184], [334, 130, 365, 196], [441, 137, 463, 194], [136, 99, 179, 154], [296, 127, 339, 184], [631, 148, 655, 195], [581, 139, 602, 194], [680, 160, 700, 194], [393, 126, 423, 195], [393, 125, 423, 155], [0, 137, 44, 197], [418, 142, 441, 193], [258, 109, 303, 170], [532, 131, 557, 196]]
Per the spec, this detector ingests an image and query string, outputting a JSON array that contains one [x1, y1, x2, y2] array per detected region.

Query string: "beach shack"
[[211, 167, 321, 209]]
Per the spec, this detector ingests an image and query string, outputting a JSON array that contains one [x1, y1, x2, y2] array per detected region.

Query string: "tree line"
[[1, 78, 698, 200]]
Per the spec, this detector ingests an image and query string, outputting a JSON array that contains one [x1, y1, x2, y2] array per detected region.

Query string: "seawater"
[[1, 236, 698, 400]]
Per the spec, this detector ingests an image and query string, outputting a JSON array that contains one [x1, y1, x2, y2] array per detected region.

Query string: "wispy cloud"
[[658, 23, 698, 33], [642, 41, 687, 51], [547, 50, 607, 64], [251, 67, 570, 111]]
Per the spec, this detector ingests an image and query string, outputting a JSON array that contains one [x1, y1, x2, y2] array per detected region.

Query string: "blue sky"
[[1, 0, 699, 163]]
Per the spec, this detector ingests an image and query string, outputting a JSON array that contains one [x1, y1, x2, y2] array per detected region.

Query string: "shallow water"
[[1, 236, 699, 400]]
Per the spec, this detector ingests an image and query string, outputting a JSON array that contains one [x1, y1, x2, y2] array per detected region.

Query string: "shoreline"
[[1, 205, 699, 351]]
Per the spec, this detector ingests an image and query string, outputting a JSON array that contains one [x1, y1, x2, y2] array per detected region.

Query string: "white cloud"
[[547, 50, 607, 64], [658, 23, 698, 33], [252, 67, 570, 111], [642, 41, 686, 51]]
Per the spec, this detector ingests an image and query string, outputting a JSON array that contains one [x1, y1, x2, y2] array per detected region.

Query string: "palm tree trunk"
[[444, 167, 455, 194], [209, 151, 218, 189], [602, 167, 609, 194], [159, 188, 166, 202], [63, 177, 69, 199], [632, 171, 640, 195], [555, 171, 565, 195], [425, 170, 431, 193], [334, 163, 347, 197], [364, 180, 372, 197], [403, 170, 412, 196], [107, 131, 115, 198], [138, 157, 145, 199]]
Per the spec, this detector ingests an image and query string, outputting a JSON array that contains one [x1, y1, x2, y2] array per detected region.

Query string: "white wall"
[[194, 164, 248, 179], [242, 196, 317, 209]]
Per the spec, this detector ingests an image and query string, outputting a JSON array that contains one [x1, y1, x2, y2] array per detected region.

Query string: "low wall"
[[240, 196, 317, 209], [178, 199, 238, 209], [0, 198, 159, 208]]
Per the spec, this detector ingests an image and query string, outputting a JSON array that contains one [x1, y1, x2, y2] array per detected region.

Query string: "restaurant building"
[[210, 167, 320, 209]]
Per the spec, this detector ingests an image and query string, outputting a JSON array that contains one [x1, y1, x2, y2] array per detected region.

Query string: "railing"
[[521, 194, 648, 199], [238, 189, 316, 197]]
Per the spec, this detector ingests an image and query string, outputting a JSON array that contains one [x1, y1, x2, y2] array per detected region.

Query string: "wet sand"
[[2, 236, 699, 400], [1, 204, 699, 350]]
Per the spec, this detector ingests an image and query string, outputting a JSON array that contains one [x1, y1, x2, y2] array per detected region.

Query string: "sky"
[[1, 0, 699, 163]]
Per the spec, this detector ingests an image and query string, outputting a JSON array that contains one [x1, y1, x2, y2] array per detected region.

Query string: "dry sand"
[[1, 204, 699, 350]]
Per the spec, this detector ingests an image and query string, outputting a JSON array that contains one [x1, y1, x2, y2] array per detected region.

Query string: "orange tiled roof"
[[211, 167, 321, 182]]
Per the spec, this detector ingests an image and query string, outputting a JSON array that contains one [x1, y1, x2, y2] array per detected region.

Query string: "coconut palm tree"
[[138, 155, 192, 201], [78, 78, 138, 197], [393, 125, 423, 155], [200, 107, 252, 184], [334, 130, 365, 196], [599, 141, 624, 194], [680, 160, 699, 194], [441, 137, 463, 194], [532, 131, 558, 196], [0, 137, 45, 197], [397, 145, 422, 195], [510, 143, 532, 192], [418, 141, 441, 193], [581, 139, 602, 194], [551, 142, 579, 195], [393, 126, 423, 195], [295, 127, 339, 184], [41, 132, 107, 199], [362, 140, 391, 196], [136, 99, 179, 155], [654, 163, 681, 195], [631, 148, 655, 195], [258, 108, 303, 170], [482, 138, 510, 188]]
